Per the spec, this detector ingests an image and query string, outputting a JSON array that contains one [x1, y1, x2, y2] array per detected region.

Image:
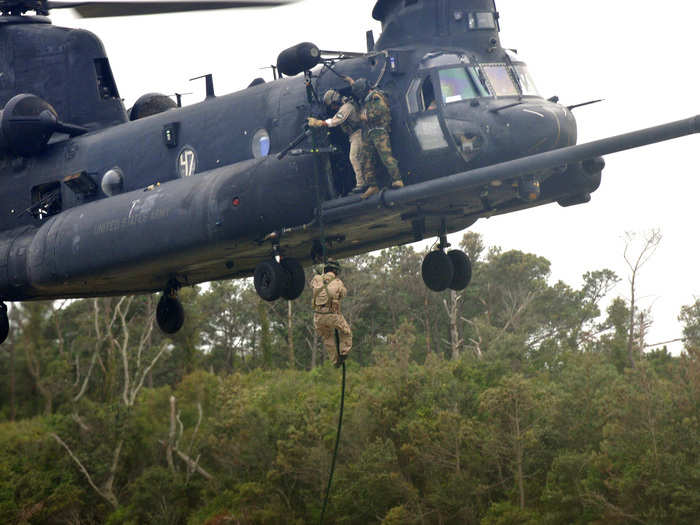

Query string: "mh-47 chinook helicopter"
[[0, 0, 697, 343]]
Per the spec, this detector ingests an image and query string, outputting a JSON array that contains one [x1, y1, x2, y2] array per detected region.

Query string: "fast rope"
[[308, 92, 346, 524], [319, 329, 346, 525]]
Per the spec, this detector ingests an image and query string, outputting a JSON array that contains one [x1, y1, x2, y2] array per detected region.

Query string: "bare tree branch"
[[51, 433, 118, 508]]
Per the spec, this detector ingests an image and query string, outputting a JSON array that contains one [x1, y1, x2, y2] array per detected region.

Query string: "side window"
[[406, 76, 437, 113], [421, 77, 437, 111], [30, 182, 62, 220]]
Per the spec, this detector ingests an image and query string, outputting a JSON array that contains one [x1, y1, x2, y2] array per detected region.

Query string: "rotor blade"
[[47, 0, 297, 18]]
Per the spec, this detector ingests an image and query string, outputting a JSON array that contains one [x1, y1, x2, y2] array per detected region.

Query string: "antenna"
[[189, 74, 215, 99]]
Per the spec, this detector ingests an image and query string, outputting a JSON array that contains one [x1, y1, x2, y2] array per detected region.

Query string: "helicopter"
[[0, 0, 697, 343]]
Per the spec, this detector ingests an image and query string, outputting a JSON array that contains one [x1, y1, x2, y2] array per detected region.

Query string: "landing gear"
[[421, 228, 472, 292], [280, 258, 306, 300], [422, 251, 453, 292], [0, 302, 9, 344], [254, 257, 306, 302], [447, 249, 472, 291], [157, 287, 185, 334]]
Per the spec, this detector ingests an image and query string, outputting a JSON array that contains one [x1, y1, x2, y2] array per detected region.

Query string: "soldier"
[[307, 89, 367, 194], [310, 259, 352, 367], [348, 77, 404, 199]]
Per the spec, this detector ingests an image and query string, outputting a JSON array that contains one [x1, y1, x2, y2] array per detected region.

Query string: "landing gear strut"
[[0, 302, 9, 344], [157, 284, 185, 334], [421, 228, 472, 292]]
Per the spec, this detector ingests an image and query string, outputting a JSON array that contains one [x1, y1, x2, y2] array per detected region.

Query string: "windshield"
[[481, 64, 519, 97], [438, 67, 488, 104], [514, 65, 539, 96]]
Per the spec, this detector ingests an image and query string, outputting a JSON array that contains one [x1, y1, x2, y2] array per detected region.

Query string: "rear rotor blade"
[[47, 0, 297, 17]]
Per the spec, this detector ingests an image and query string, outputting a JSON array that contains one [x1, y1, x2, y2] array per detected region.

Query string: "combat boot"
[[361, 185, 379, 199], [391, 180, 404, 189]]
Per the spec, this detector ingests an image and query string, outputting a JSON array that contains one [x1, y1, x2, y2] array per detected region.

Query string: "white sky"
[[52, 0, 700, 353]]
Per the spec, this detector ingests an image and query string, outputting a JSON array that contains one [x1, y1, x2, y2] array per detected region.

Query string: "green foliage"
[[2, 235, 700, 524]]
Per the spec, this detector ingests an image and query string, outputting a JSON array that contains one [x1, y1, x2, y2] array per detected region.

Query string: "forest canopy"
[[1, 232, 699, 524]]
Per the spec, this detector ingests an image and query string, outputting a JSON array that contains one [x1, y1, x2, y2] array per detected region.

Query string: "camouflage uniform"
[[323, 98, 367, 189], [311, 271, 352, 365], [360, 89, 402, 186]]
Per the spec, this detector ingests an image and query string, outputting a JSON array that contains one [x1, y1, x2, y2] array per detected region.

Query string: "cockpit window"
[[514, 65, 539, 96], [468, 12, 496, 30], [438, 68, 479, 104], [481, 64, 519, 97]]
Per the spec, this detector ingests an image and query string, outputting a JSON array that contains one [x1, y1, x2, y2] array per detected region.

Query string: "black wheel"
[[447, 250, 472, 291], [421, 250, 454, 292], [0, 303, 8, 344], [254, 260, 288, 302], [280, 258, 305, 300], [157, 295, 185, 334]]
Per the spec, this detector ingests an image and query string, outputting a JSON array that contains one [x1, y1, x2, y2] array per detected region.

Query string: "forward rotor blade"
[[47, 0, 297, 18]]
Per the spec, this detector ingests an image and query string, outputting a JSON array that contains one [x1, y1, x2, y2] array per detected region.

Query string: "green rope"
[[319, 329, 346, 525]]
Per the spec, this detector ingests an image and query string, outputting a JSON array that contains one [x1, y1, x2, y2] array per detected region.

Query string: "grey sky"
[[54, 0, 700, 352]]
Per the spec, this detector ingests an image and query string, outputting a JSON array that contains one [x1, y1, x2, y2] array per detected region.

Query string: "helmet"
[[351, 78, 369, 101], [323, 89, 341, 107], [324, 259, 341, 274]]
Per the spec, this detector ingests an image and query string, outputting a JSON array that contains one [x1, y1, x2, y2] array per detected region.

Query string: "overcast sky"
[[53, 0, 700, 353]]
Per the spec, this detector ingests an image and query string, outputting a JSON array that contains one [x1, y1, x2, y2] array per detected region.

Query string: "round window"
[[252, 129, 271, 159], [101, 168, 124, 196]]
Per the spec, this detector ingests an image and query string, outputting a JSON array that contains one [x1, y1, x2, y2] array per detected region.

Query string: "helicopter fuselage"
[[1, 0, 695, 306]]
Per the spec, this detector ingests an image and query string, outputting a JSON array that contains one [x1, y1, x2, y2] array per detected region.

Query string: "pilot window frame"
[[437, 66, 484, 105], [512, 64, 540, 97], [406, 75, 439, 113], [480, 63, 520, 97]]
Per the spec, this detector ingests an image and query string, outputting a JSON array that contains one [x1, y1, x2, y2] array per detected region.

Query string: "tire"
[[0, 303, 8, 344], [447, 250, 472, 291], [157, 295, 185, 334], [421, 250, 454, 292], [280, 258, 305, 300], [254, 260, 287, 302]]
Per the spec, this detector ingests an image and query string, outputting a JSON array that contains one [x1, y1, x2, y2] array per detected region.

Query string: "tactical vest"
[[340, 100, 362, 137], [312, 275, 338, 313]]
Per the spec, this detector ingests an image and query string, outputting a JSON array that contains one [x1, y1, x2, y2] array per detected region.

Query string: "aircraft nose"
[[503, 102, 577, 156]]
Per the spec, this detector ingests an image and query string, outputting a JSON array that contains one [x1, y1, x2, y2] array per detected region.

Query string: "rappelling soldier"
[[346, 77, 404, 199], [307, 89, 368, 194], [310, 259, 352, 367]]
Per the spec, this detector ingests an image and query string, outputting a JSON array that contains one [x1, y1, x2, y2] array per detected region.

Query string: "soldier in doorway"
[[346, 77, 404, 199], [310, 259, 352, 367], [307, 89, 368, 193]]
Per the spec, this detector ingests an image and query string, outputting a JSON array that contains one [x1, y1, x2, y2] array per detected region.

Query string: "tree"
[[51, 295, 168, 509], [622, 229, 662, 367], [479, 374, 553, 510]]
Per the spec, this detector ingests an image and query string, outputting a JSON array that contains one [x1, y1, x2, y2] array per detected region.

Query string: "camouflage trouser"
[[348, 130, 366, 188], [314, 313, 352, 364], [361, 128, 401, 185]]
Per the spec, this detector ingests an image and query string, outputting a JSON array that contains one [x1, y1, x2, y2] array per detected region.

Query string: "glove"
[[307, 117, 325, 127]]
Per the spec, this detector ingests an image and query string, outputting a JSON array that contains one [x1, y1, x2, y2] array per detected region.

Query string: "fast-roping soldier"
[[310, 259, 352, 367], [307, 89, 368, 194], [347, 77, 404, 199]]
